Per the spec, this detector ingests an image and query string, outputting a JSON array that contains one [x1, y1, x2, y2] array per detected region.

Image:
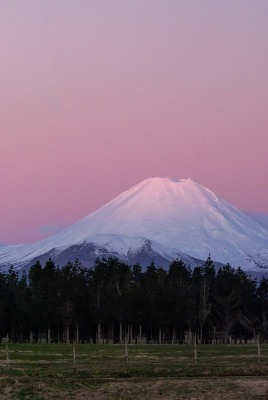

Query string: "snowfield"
[[0, 177, 268, 271]]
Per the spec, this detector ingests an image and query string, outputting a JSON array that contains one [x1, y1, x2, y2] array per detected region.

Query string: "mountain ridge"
[[0, 177, 267, 272]]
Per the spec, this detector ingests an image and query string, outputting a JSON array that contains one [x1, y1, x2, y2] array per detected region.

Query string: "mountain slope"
[[0, 177, 268, 271]]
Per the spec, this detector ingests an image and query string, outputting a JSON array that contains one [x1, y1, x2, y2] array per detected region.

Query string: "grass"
[[1, 343, 268, 399]]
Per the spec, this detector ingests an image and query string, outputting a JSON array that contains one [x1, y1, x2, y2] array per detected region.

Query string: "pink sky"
[[1, 1, 268, 244]]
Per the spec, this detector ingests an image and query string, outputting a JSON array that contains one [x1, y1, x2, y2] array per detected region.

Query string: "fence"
[[1, 341, 268, 379]]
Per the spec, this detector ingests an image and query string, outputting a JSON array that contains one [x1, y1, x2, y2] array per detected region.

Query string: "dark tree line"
[[0, 256, 268, 344]]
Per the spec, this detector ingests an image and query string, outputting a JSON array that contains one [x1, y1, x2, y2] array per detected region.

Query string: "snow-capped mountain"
[[0, 177, 268, 272]]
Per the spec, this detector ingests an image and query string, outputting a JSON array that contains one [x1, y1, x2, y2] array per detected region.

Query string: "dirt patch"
[[236, 379, 268, 396], [0, 383, 16, 400], [63, 378, 268, 400], [0, 387, 12, 400], [1, 376, 268, 399]]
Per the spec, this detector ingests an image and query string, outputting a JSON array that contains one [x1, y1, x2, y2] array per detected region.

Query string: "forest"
[[0, 256, 268, 345]]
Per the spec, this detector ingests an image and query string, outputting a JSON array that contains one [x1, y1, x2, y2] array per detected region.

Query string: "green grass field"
[[1, 343, 268, 399]]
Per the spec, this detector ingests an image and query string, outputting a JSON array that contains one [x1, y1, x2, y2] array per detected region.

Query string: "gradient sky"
[[1, 0, 268, 244]]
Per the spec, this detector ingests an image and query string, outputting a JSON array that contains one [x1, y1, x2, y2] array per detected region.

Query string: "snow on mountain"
[[0, 177, 268, 271], [244, 211, 268, 230]]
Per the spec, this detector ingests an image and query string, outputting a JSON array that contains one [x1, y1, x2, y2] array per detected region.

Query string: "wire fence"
[[1, 342, 268, 378]]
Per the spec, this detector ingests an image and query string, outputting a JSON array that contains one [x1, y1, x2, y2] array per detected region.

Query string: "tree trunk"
[[75, 323, 79, 344], [172, 327, 176, 344], [159, 327, 162, 344], [129, 324, 133, 342], [110, 324, 114, 343], [65, 325, 70, 344], [119, 321, 123, 343], [97, 322, 101, 344], [200, 325, 203, 344], [213, 326, 216, 344], [47, 327, 51, 344], [188, 328, 193, 344]]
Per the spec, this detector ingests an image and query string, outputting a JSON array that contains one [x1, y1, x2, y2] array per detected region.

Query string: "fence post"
[[125, 336, 129, 372], [6, 344, 9, 370], [257, 334, 261, 364], [73, 340, 76, 373], [194, 334, 197, 364]]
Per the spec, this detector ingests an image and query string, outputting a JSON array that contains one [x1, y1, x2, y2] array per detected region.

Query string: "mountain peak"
[[1, 177, 268, 271], [129, 177, 214, 205], [140, 177, 205, 190], [129, 177, 201, 196], [140, 176, 194, 184]]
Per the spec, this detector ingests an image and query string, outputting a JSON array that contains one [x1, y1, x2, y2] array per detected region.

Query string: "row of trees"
[[0, 256, 268, 344]]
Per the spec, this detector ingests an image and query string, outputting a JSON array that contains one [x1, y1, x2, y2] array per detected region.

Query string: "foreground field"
[[1, 343, 268, 399]]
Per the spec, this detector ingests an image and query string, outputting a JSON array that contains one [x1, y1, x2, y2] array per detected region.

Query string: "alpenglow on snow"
[[0, 177, 268, 272]]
